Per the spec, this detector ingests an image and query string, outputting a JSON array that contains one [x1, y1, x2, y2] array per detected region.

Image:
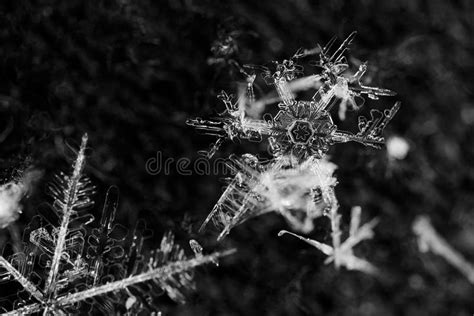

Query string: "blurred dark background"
[[0, 0, 473, 315]]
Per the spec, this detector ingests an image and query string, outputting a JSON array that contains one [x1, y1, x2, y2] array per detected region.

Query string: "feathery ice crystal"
[[200, 154, 338, 240], [0, 134, 235, 315]]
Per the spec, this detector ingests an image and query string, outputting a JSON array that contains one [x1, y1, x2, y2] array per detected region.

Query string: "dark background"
[[0, 0, 473, 315]]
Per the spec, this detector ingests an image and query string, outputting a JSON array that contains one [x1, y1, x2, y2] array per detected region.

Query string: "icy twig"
[[413, 215, 474, 284]]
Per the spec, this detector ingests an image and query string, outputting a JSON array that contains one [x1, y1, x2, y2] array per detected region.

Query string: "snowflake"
[[200, 154, 338, 240], [279, 206, 379, 275], [188, 33, 399, 161], [190, 31, 399, 256], [0, 134, 235, 315]]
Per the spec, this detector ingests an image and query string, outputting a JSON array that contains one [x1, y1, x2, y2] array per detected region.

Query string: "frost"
[[279, 206, 379, 275], [413, 215, 474, 284], [0, 134, 235, 315]]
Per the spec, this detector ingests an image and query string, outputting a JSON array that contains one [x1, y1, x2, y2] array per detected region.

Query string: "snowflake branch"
[[1, 302, 44, 315], [53, 249, 236, 307], [44, 134, 88, 297], [0, 256, 45, 302], [278, 230, 333, 255]]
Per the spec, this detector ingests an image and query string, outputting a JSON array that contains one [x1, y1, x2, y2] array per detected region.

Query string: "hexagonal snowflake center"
[[288, 120, 314, 144]]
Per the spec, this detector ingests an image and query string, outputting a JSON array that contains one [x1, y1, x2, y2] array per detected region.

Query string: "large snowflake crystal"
[[268, 97, 400, 160], [188, 32, 399, 161], [190, 31, 399, 260], [0, 135, 234, 315]]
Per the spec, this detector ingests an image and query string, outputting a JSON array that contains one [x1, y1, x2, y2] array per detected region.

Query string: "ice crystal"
[[186, 90, 272, 159], [279, 206, 379, 275], [200, 154, 338, 240], [313, 31, 396, 120], [188, 32, 399, 161], [413, 215, 474, 284], [0, 134, 235, 315], [191, 32, 398, 242]]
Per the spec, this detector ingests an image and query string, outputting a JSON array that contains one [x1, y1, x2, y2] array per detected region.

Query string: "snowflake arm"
[[279, 206, 378, 275], [0, 256, 44, 302], [329, 101, 401, 148], [44, 134, 91, 298]]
